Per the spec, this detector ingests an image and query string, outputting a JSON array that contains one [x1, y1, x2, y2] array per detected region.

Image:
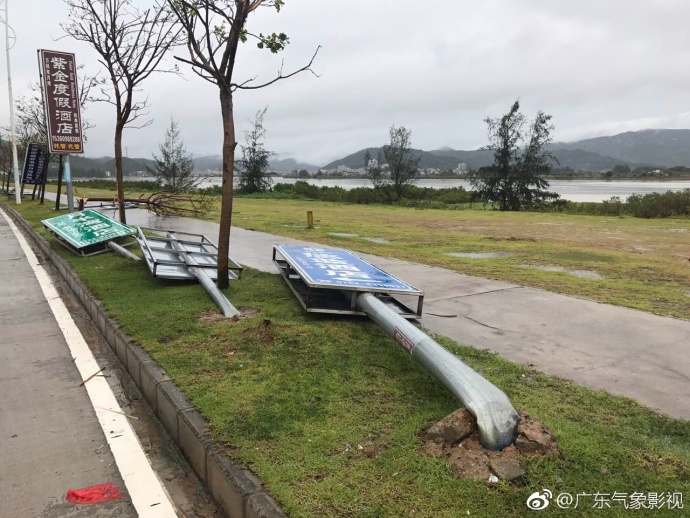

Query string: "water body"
[[125, 176, 690, 203]]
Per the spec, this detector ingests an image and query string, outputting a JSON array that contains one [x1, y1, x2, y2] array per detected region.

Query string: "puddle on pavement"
[[362, 237, 390, 244], [519, 264, 602, 280], [447, 252, 511, 259], [329, 232, 359, 238]]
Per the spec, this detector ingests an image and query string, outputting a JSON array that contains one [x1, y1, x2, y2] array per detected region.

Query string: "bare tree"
[[168, 0, 319, 288], [62, 0, 182, 223]]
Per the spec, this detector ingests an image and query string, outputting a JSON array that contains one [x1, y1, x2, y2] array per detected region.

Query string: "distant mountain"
[[323, 147, 481, 171], [193, 155, 222, 171], [192, 155, 319, 172], [322, 146, 636, 172], [46, 155, 155, 178], [269, 157, 320, 172], [552, 129, 690, 167]]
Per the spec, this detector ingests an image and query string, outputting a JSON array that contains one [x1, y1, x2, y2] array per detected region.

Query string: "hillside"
[[193, 155, 320, 172], [323, 146, 637, 172], [46, 156, 155, 178], [551, 129, 690, 167], [322, 147, 482, 171]]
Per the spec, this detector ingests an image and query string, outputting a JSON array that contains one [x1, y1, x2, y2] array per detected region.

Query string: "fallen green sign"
[[42, 209, 135, 256]]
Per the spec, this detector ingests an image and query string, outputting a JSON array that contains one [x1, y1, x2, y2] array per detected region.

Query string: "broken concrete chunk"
[[514, 413, 560, 459], [425, 408, 476, 446], [489, 458, 526, 482]]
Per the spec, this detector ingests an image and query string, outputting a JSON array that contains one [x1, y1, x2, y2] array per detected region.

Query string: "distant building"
[[454, 163, 468, 174], [367, 158, 378, 169]]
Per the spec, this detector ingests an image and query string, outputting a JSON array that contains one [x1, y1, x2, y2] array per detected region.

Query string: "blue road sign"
[[276, 245, 419, 292], [21, 143, 48, 185]]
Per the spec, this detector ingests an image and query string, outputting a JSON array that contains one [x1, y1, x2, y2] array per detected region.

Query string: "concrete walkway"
[[0, 209, 177, 517], [121, 208, 690, 421]]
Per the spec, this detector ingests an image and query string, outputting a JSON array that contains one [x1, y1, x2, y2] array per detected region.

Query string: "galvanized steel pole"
[[355, 292, 520, 451], [2, 0, 20, 204]]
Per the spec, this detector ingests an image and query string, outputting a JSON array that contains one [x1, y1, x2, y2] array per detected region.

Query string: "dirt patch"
[[328, 232, 358, 238], [519, 264, 603, 280], [362, 237, 390, 244], [239, 319, 276, 345], [422, 409, 559, 484], [197, 307, 260, 324], [448, 252, 511, 259]]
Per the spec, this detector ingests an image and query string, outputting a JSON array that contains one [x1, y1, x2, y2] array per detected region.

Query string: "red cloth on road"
[[66, 482, 123, 504]]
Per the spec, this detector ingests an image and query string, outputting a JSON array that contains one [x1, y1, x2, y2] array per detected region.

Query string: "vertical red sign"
[[39, 49, 84, 154]]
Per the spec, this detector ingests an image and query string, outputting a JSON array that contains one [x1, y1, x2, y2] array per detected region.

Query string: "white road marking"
[[1, 209, 177, 517]]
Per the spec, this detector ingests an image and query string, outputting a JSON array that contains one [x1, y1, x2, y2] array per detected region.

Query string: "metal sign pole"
[[55, 155, 63, 210], [39, 150, 49, 204], [3, 0, 20, 204], [64, 154, 74, 212]]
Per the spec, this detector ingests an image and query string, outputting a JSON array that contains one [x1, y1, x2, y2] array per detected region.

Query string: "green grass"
[[8, 199, 690, 517], [47, 185, 690, 319], [222, 199, 690, 320]]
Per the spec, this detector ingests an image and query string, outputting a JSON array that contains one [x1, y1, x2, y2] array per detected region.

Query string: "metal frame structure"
[[135, 227, 242, 318], [136, 227, 242, 281], [272, 245, 423, 319]]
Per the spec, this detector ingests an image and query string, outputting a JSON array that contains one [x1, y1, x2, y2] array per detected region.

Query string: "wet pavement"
[[0, 207, 219, 518]]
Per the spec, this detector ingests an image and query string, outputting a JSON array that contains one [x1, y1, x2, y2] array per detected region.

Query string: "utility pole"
[[1, 0, 20, 204]]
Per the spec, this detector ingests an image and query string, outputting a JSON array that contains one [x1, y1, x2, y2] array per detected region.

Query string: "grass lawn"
[[8, 199, 690, 517], [224, 199, 690, 320], [48, 183, 690, 319]]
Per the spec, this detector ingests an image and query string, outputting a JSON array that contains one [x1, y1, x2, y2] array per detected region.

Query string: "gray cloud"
[[1, 0, 689, 165]]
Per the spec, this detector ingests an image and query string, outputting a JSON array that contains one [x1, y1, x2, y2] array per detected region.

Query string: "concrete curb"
[[1, 203, 285, 518]]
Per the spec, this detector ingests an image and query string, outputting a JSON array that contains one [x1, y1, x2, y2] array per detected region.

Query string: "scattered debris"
[[422, 410, 559, 483], [79, 367, 106, 387], [66, 482, 122, 504], [96, 406, 139, 420]]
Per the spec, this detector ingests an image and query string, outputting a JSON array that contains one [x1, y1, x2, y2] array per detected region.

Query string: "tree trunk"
[[217, 89, 236, 290], [114, 123, 127, 223]]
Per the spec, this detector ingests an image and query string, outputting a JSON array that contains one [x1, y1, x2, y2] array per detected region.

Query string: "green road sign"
[[42, 209, 135, 250]]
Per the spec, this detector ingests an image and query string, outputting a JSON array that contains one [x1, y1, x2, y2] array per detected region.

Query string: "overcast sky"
[[1, 0, 690, 166]]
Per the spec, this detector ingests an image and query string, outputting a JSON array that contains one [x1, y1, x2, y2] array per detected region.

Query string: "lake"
[[126, 176, 690, 203]]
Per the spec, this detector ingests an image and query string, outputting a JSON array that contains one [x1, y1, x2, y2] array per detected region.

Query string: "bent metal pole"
[[355, 292, 520, 451]]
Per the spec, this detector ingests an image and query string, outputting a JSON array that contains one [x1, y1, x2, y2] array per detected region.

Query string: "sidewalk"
[[0, 209, 176, 517], [123, 208, 690, 421]]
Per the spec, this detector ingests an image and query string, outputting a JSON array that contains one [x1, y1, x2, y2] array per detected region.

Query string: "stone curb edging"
[[1, 203, 285, 518]]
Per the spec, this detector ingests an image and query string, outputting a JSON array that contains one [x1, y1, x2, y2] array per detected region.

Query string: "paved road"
[[122, 208, 690, 421], [0, 208, 178, 518]]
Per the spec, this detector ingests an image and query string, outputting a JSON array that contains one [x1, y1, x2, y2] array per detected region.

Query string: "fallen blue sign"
[[273, 245, 424, 318], [276, 245, 418, 292]]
